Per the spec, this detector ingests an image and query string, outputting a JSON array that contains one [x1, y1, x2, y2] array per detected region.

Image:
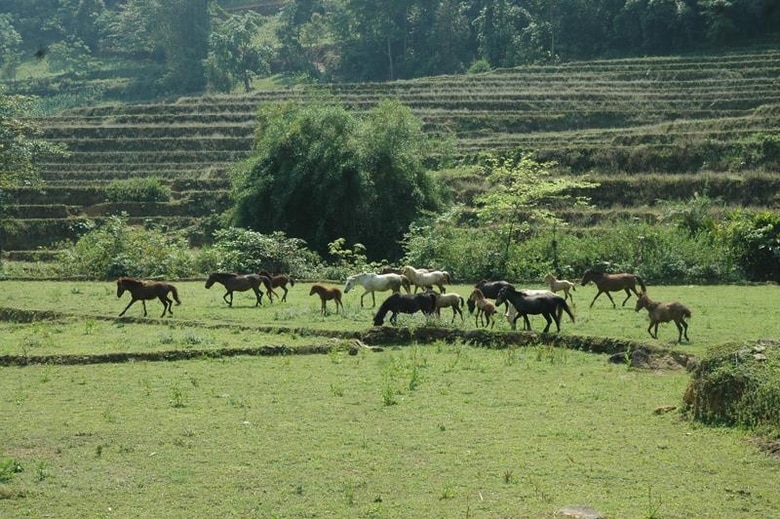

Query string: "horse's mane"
[[118, 276, 143, 287]]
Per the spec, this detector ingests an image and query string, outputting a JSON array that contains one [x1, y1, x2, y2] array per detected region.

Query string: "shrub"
[[196, 227, 321, 278], [59, 214, 194, 279], [105, 177, 171, 203], [683, 341, 780, 435], [718, 209, 780, 282]]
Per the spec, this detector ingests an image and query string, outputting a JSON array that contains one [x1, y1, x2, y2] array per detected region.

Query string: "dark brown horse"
[[581, 269, 647, 308], [257, 270, 295, 302], [373, 292, 437, 326], [495, 286, 575, 333], [116, 277, 180, 317], [205, 272, 277, 307], [309, 284, 344, 315]]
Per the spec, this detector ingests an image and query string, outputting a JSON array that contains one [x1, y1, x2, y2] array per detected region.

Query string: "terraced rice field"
[[3, 48, 779, 257]]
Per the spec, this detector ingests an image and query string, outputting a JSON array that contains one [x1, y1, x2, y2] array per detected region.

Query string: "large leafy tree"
[[231, 99, 442, 261]]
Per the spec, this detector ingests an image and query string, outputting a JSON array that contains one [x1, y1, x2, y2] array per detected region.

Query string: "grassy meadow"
[[1, 280, 779, 517]]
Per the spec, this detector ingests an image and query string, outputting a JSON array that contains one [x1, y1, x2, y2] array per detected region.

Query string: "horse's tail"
[[635, 275, 647, 293], [559, 299, 575, 323], [169, 285, 181, 306]]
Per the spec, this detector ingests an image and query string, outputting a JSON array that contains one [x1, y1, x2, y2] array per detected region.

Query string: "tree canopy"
[[230, 98, 443, 261]]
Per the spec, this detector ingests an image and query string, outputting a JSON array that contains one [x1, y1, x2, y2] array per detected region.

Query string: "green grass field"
[[1, 281, 778, 517]]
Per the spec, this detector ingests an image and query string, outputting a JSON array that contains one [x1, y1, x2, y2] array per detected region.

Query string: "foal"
[[635, 292, 691, 343], [468, 288, 497, 329], [544, 273, 576, 302], [309, 284, 344, 315]]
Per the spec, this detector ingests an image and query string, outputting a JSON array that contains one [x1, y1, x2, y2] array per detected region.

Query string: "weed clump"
[[683, 340, 780, 435]]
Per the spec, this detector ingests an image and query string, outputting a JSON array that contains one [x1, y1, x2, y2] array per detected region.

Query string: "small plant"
[[83, 317, 96, 335], [0, 458, 23, 483], [381, 385, 398, 406], [36, 461, 49, 482], [170, 383, 186, 408], [503, 469, 513, 484], [330, 383, 344, 397]]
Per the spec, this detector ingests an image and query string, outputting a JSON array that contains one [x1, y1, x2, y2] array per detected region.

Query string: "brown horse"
[[257, 270, 295, 302], [205, 272, 277, 307], [635, 292, 691, 343], [468, 288, 497, 329], [117, 277, 181, 318], [581, 269, 647, 308], [309, 284, 344, 315]]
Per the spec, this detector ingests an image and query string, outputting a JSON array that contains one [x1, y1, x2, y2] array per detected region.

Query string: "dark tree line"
[[1, 1, 778, 93]]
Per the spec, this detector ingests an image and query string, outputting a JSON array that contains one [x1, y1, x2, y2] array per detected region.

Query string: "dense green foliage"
[[59, 214, 193, 279], [231, 99, 443, 260], [0, 0, 777, 96]]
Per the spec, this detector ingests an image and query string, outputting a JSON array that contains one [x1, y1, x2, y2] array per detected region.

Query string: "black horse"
[[466, 279, 515, 314], [373, 292, 437, 326], [495, 286, 575, 333]]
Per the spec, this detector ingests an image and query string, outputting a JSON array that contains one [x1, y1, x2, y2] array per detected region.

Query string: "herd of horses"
[[116, 266, 692, 343]]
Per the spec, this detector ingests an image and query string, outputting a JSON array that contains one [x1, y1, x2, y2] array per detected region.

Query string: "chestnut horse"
[[117, 277, 180, 318], [257, 270, 295, 302], [581, 269, 647, 308], [309, 284, 344, 315], [468, 288, 497, 329], [635, 291, 691, 343]]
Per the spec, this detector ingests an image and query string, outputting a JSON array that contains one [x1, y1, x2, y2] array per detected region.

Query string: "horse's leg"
[[336, 297, 344, 314], [141, 300, 148, 317], [621, 288, 633, 306], [281, 286, 288, 302], [604, 291, 617, 308], [223, 290, 232, 307], [321, 297, 326, 315], [675, 320, 684, 343], [119, 298, 136, 317], [159, 295, 170, 317], [541, 313, 552, 333], [253, 287, 263, 307], [681, 319, 689, 342], [589, 290, 605, 308]]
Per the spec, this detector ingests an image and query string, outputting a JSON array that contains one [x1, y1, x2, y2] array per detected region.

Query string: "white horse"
[[344, 272, 410, 308], [544, 273, 576, 302], [402, 265, 450, 293]]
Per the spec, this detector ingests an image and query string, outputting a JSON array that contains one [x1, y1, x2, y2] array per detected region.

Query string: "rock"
[[555, 505, 604, 519]]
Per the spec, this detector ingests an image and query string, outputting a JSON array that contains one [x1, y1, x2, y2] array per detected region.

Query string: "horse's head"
[[495, 286, 509, 307], [205, 274, 217, 289], [634, 292, 649, 312], [581, 269, 596, 285], [116, 278, 126, 298], [344, 276, 356, 293]]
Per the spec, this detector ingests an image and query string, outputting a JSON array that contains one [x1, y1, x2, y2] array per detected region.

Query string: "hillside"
[[2, 47, 779, 258]]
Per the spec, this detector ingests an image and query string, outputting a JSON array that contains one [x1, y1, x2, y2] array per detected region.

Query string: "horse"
[[373, 292, 437, 326], [466, 279, 515, 314], [495, 286, 575, 333], [309, 284, 344, 315], [402, 265, 451, 293], [205, 272, 277, 307], [581, 269, 647, 308], [257, 270, 295, 302], [503, 289, 557, 330], [116, 277, 180, 318], [427, 290, 465, 323], [544, 273, 576, 302], [468, 288, 497, 329], [344, 272, 411, 308], [635, 292, 691, 343]]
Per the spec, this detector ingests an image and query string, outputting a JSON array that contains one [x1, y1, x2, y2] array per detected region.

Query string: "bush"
[[683, 341, 780, 435], [59, 214, 194, 279], [105, 177, 171, 203], [196, 227, 321, 278]]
